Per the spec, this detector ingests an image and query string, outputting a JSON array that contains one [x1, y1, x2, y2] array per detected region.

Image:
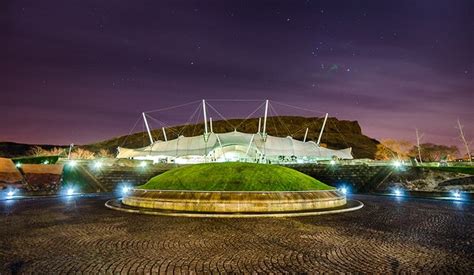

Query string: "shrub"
[[70, 148, 95, 159], [97, 149, 114, 158], [13, 155, 60, 164], [29, 146, 66, 157]]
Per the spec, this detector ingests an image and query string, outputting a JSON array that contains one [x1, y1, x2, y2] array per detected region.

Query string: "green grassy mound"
[[138, 162, 334, 191]]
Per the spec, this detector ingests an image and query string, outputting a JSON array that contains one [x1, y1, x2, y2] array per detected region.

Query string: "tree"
[[29, 146, 66, 157], [415, 128, 424, 163], [408, 143, 459, 162], [375, 139, 413, 160], [97, 149, 114, 158], [457, 119, 472, 164], [70, 148, 95, 159]]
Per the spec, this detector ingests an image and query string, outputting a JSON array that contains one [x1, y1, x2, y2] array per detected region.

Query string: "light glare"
[[94, 161, 102, 169], [7, 190, 15, 198], [451, 190, 461, 200]]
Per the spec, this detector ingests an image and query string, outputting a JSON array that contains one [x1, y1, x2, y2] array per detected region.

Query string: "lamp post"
[[68, 143, 74, 159]]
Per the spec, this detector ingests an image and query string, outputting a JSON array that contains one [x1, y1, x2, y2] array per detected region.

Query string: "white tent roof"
[[117, 131, 353, 159]]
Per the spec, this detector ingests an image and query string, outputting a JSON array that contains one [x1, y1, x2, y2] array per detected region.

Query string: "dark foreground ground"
[[0, 194, 473, 273]]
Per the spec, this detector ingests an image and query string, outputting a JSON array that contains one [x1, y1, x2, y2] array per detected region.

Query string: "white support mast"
[[215, 134, 225, 160], [415, 128, 423, 164], [257, 117, 262, 134], [457, 119, 472, 163], [162, 127, 168, 142], [262, 99, 269, 140], [210, 117, 214, 133], [67, 143, 74, 159], [303, 128, 309, 142], [246, 134, 255, 155], [316, 113, 329, 146], [142, 112, 154, 145], [202, 99, 209, 140]]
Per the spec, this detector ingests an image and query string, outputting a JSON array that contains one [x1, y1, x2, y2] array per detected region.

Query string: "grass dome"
[[138, 162, 334, 191]]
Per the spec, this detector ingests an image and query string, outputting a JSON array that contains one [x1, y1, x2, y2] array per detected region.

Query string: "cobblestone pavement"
[[0, 194, 473, 273]]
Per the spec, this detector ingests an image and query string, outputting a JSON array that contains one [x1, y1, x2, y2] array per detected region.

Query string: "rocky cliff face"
[[85, 116, 379, 159]]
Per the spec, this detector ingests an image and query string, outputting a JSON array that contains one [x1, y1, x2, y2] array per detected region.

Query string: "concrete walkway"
[[0, 194, 472, 273]]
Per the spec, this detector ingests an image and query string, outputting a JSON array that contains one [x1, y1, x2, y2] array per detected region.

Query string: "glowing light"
[[393, 160, 402, 168], [66, 188, 75, 196], [94, 161, 103, 169], [122, 186, 131, 194], [7, 190, 16, 199], [15, 163, 22, 168], [393, 188, 402, 196], [339, 187, 348, 194], [140, 161, 147, 168], [68, 160, 77, 167], [451, 190, 461, 200], [330, 160, 336, 165], [43, 160, 49, 165]]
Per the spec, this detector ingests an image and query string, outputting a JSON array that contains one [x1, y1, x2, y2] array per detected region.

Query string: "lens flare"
[[66, 188, 74, 196], [94, 161, 103, 169], [451, 190, 462, 200], [7, 190, 15, 198]]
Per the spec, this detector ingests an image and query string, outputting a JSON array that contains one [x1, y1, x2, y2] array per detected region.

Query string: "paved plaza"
[[1, 194, 473, 273]]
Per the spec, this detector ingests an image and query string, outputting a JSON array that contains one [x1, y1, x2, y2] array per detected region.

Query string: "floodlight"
[[122, 186, 131, 194], [451, 190, 461, 200], [68, 160, 77, 167], [330, 160, 336, 165], [7, 190, 15, 199], [140, 161, 147, 168], [94, 161, 103, 169], [66, 188, 74, 196], [393, 188, 402, 196]]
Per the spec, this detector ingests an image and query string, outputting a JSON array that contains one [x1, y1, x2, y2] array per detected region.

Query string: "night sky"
[[1, 1, 473, 152]]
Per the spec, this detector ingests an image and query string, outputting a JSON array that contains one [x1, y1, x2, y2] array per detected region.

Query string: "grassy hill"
[[139, 162, 334, 191], [0, 116, 379, 158]]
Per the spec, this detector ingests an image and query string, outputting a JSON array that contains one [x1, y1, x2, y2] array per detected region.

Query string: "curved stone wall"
[[122, 189, 346, 213]]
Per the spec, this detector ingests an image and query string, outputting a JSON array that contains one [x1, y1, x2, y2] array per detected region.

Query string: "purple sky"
[[1, 1, 473, 153]]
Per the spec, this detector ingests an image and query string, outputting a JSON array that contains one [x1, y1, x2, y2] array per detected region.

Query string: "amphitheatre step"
[[0, 157, 24, 188], [21, 164, 64, 192]]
